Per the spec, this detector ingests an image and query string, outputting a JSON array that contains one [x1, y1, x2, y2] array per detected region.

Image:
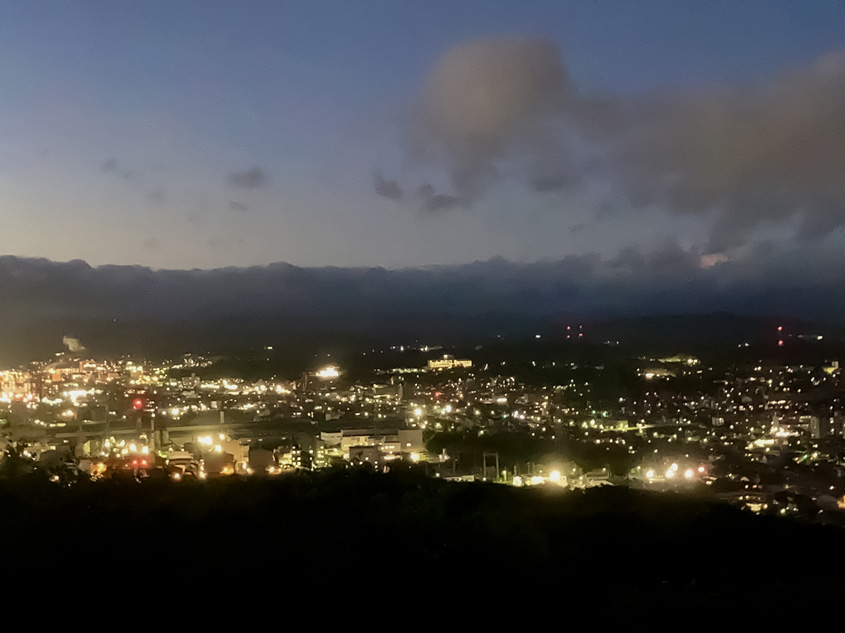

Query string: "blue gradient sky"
[[1, 1, 843, 269]]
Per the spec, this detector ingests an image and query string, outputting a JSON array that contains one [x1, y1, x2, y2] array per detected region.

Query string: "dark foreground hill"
[[2, 470, 844, 617]]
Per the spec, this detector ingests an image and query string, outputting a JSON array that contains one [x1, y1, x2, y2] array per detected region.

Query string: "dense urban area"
[[4, 328, 845, 525]]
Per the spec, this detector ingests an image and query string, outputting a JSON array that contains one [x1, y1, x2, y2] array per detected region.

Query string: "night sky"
[[1, 1, 844, 272]]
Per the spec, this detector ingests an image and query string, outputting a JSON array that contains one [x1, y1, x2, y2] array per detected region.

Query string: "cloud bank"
[[384, 37, 845, 251], [0, 246, 842, 364]]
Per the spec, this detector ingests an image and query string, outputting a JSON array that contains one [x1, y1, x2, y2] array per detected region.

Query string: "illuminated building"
[[428, 356, 472, 370]]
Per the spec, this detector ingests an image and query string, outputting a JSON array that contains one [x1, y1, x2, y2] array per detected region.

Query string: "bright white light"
[[413, 407, 423, 417], [513, 476, 524, 487], [197, 435, 213, 446], [549, 470, 561, 483], [530, 476, 544, 486], [665, 469, 675, 479], [410, 452, 420, 462], [684, 469, 694, 479], [316, 366, 339, 379], [645, 469, 655, 479]]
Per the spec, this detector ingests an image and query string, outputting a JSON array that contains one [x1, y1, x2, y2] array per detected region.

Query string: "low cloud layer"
[[384, 37, 845, 250], [0, 246, 843, 364]]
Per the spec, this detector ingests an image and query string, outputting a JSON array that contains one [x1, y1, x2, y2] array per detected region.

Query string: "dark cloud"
[[102, 158, 135, 180], [416, 183, 435, 199], [229, 201, 249, 212], [227, 166, 267, 189], [374, 174, 403, 200], [413, 182, 465, 213]]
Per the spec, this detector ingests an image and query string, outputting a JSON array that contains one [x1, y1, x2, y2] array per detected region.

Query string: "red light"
[[777, 326, 783, 332], [133, 398, 144, 410], [778, 340, 784, 347], [131, 459, 138, 466]]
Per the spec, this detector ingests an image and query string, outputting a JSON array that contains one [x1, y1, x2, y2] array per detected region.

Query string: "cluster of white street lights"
[[645, 463, 706, 481]]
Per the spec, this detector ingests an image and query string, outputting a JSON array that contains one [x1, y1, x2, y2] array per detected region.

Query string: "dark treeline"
[[2, 469, 844, 615]]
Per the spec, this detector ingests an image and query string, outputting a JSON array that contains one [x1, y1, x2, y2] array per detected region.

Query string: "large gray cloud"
[[591, 50, 845, 250], [396, 37, 845, 250], [410, 37, 575, 199]]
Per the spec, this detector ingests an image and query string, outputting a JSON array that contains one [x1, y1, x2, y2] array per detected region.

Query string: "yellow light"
[[410, 452, 420, 462]]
